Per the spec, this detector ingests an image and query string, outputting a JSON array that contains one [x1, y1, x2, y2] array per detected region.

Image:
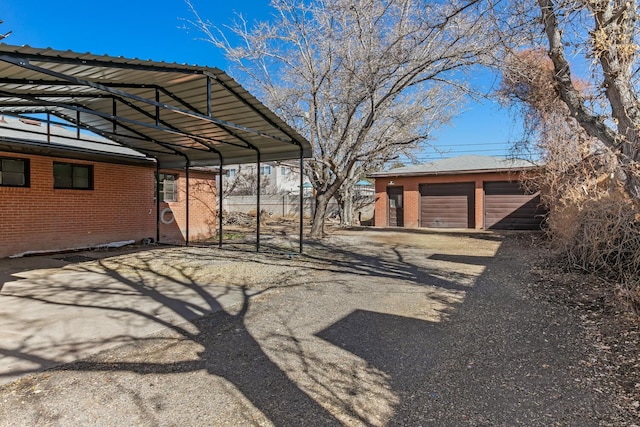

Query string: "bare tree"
[[187, 0, 498, 237], [0, 20, 11, 40], [496, 0, 640, 198], [495, 3, 640, 311], [500, 48, 617, 221]]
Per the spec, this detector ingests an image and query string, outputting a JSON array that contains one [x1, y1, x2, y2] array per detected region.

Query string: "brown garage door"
[[484, 181, 545, 230], [420, 183, 475, 228]]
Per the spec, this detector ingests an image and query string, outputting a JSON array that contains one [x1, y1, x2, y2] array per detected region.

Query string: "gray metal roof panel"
[[369, 155, 539, 177], [0, 44, 311, 168]]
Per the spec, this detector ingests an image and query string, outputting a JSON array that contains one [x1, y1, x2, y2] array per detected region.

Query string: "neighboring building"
[[355, 179, 375, 197], [0, 116, 218, 257], [369, 155, 546, 230], [223, 161, 309, 195]]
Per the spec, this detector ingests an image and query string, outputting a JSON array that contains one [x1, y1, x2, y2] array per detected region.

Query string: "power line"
[[415, 147, 512, 157], [427, 141, 511, 147]]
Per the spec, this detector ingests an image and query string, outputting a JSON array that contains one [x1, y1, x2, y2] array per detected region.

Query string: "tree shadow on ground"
[[315, 235, 617, 425], [295, 237, 486, 293], [0, 230, 543, 425], [0, 250, 342, 425]]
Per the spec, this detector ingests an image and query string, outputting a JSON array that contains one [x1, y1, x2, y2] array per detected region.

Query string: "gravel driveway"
[[0, 229, 631, 425]]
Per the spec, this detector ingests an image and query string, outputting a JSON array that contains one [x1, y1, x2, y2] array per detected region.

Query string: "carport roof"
[[369, 155, 539, 177], [0, 44, 311, 168]]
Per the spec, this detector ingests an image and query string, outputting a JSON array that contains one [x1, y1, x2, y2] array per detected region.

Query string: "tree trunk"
[[339, 186, 355, 226], [337, 199, 345, 224], [537, 0, 640, 199], [310, 192, 330, 238], [620, 148, 640, 198]]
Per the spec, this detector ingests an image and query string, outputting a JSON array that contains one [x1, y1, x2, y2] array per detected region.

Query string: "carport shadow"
[[0, 256, 69, 293]]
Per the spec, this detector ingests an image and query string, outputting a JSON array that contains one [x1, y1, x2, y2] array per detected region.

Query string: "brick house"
[[0, 117, 218, 258], [369, 156, 546, 230], [158, 168, 218, 245]]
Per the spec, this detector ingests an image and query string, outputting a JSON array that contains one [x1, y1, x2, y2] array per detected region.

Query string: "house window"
[[0, 157, 29, 187], [53, 162, 93, 189], [227, 168, 236, 177], [260, 165, 271, 175], [280, 167, 290, 176], [157, 173, 178, 202]]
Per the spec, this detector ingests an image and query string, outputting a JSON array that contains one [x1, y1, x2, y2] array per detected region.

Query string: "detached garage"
[[370, 156, 546, 230]]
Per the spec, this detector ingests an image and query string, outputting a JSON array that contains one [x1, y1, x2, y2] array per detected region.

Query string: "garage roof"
[[369, 155, 539, 177], [0, 44, 311, 168]]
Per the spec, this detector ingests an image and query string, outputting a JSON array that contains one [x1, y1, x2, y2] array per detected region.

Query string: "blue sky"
[[0, 0, 520, 162]]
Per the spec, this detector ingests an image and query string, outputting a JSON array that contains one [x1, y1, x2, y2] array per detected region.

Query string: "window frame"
[[157, 173, 178, 202], [260, 165, 271, 175], [0, 156, 30, 188], [53, 162, 93, 190]]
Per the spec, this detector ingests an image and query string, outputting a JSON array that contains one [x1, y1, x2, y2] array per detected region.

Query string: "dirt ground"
[[0, 226, 639, 426], [528, 251, 640, 423]]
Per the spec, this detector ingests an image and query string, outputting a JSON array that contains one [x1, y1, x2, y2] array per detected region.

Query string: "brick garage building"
[[370, 156, 546, 230]]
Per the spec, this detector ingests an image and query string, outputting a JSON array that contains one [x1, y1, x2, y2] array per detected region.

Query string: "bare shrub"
[[558, 196, 640, 313], [501, 49, 640, 314]]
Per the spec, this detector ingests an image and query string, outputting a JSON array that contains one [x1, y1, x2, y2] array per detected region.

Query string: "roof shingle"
[[368, 155, 539, 177]]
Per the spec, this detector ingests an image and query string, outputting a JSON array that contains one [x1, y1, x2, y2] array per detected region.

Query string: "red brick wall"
[[374, 171, 523, 229], [158, 169, 218, 245], [0, 152, 219, 258], [0, 151, 157, 258]]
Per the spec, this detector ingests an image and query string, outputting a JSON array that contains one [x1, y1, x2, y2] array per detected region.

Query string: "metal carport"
[[0, 44, 311, 252]]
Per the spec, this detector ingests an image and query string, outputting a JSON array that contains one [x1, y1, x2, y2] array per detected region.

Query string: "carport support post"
[[185, 163, 190, 247], [46, 112, 51, 143], [154, 90, 161, 245], [208, 78, 224, 249], [218, 158, 224, 248], [299, 147, 304, 254], [256, 153, 261, 252], [156, 163, 160, 244]]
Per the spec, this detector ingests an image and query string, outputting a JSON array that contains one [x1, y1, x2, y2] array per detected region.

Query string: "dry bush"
[[529, 130, 640, 314], [554, 195, 640, 313], [502, 49, 640, 314]]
